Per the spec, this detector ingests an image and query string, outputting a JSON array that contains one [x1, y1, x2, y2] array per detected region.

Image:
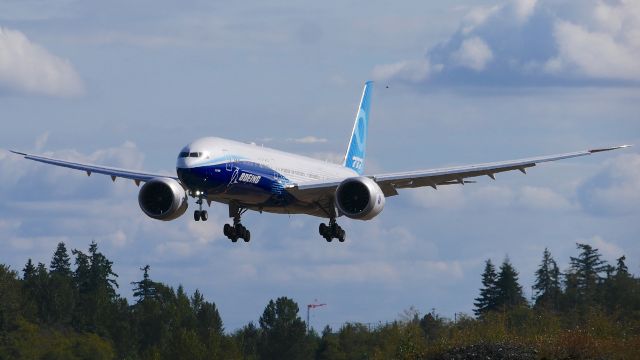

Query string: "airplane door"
[[223, 150, 233, 171]]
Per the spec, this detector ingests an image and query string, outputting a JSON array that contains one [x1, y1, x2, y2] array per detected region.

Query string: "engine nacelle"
[[335, 177, 385, 220], [138, 177, 188, 221]]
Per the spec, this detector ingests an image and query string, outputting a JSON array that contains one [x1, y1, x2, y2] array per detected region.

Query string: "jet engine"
[[335, 177, 385, 220], [138, 177, 188, 221]]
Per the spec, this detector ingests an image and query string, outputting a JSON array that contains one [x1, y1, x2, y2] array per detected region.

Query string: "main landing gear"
[[319, 218, 345, 242], [223, 205, 250, 243], [194, 193, 208, 221]]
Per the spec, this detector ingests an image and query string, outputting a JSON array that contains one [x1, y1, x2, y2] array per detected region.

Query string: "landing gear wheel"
[[319, 223, 327, 236], [193, 191, 210, 222], [319, 219, 346, 242], [224, 204, 251, 243]]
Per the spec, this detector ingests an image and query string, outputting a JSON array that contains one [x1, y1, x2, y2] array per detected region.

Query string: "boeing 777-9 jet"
[[11, 81, 630, 243]]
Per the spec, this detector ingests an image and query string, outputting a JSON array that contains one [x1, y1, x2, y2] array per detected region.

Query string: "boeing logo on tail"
[[10, 81, 631, 244]]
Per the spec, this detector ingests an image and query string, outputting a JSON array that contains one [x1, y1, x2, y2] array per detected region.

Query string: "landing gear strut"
[[319, 218, 345, 242], [224, 204, 250, 242], [193, 192, 208, 221]]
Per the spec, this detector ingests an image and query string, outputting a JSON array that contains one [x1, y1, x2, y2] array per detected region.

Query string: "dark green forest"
[[1, 241, 639, 359]]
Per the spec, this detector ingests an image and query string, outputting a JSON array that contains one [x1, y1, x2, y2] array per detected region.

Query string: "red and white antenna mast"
[[306, 300, 326, 333]]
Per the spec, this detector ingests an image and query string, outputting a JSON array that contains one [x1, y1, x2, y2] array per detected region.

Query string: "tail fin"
[[343, 81, 373, 174]]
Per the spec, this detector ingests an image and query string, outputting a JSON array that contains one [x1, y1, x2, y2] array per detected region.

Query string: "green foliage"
[[568, 243, 608, 306], [0, 319, 114, 360], [473, 259, 498, 316], [533, 248, 561, 311], [1, 240, 640, 360], [258, 296, 310, 360], [0, 265, 21, 332], [494, 258, 526, 310]]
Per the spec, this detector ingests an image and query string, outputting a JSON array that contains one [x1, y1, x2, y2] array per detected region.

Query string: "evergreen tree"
[[258, 297, 309, 360], [22, 259, 36, 282], [234, 322, 260, 360], [474, 259, 499, 316], [533, 248, 561, 311], [193, 292, 224, 358], [494, 258, 526, 310], [48, 243, 75, 325], [33, 262, 51, 323], [608, 255, 638, 316], [131, 265, 158, 304], [615, 256, 629, 277], [72, 241, 119, 332], [0, 265, 22, 332], [49, 242, 72, 277], [569, 243, 607, 305]]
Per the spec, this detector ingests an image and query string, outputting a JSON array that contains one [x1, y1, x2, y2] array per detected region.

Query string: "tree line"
[[473, 244, 639, 323], [0, 241, 639, 359]]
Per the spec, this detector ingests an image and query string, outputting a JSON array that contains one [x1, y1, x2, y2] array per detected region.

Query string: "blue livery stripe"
[[343, 81, 373, 175]]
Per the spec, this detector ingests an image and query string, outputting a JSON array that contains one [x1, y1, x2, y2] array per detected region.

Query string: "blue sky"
[[1, 0, 639, 331]]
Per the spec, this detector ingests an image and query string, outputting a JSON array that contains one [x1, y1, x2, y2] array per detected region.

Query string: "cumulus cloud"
[[373, 0, 640, 86], [547, 18, 640, 80], [0, 27, 84, 97], [578, 153, 640, 215], [451, 37, 494, 71]]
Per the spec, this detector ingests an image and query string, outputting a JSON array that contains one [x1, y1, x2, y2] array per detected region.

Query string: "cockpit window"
[[179, 151, 203, 158]]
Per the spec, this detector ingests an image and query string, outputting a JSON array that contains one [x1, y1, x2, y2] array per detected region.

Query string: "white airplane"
[[11, 81, 630, 243]]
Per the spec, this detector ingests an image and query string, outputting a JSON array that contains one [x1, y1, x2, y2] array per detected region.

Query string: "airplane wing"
[[287, 145, 631, 199], [10, 150, 177, 185]]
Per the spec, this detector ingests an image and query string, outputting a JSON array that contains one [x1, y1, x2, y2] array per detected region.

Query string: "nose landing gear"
[[319, 218, 345, 242], [193, 192, 208, 221]]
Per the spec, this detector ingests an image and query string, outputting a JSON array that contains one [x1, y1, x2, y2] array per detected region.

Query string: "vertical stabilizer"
[[343, 81, 373, 174]]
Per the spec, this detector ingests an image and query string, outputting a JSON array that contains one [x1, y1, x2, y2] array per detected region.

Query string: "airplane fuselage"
[[176, 137, 356, 217]]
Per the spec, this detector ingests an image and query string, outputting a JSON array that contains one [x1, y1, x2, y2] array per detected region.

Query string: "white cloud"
[[460, 5, 503, 34], [372, 58, 436, 83], [408, 187, 466, 210], [547, 19, 640, 80], [512, 0, 538, 23], [518, 186, 575, 211], [373, 0, 640, 86], [0, 27, 84, 97], [452, 36, 494, 71], [582, 235, 625, 261], [290, 136, 328, 144], [578, 153, 640, 215]]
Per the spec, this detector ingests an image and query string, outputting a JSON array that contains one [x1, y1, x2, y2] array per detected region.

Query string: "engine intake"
[[335, 177, 385, 220], [138, 177, 188, 221]]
